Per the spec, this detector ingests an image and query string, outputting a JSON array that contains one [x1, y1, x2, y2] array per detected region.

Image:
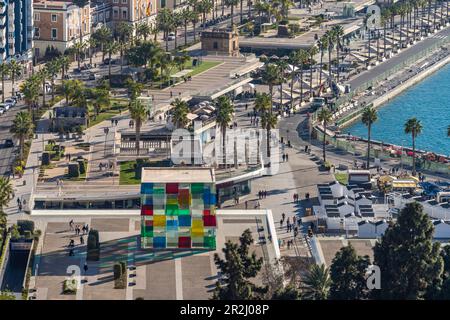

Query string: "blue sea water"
[[344, 63, 450, 156]]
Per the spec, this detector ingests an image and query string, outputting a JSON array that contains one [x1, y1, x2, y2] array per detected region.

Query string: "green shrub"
[[18, 220, 35, 234], [113, 261, 127, 289], [78, 160, 86, 175], [87, 229, 100, 261], [68, 163, 80, 178], [42, 152, 50, 165], [63, 279, 78, 294]]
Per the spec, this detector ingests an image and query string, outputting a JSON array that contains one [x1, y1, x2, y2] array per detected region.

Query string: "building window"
[[34, 13, 40, 21], [122, 0, 127, 3], [161, 0, 166, 8], [51, 28, 57, 39], [113, 9, 119, 18], [51, 14, 57, 22], [113, 0, 119, 3], [34, 27, 40, 38], [213, 42, 218, 49], [122, 9, 127, 19]]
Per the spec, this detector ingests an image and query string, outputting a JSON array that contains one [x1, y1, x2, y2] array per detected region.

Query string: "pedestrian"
[[282, 212, 285, 221], [287, 240, 291, 250], [293, 216, 296, 225], [85, 224, 89, 233], [83, 262, 88, 274], [280, 218, 283, 227], [82, 225, 86, 235], [245, 103, 248, 110], [285, 153, 289, 162], [111, 119, 114, 126], [80, 235, 85, 244], [282, 154, 285, 162], [17, 198, 21, 206], [258, 190, 262, 199], [293, 193, 296, 203], [264, 190, 267, 198], [69, 239, 75, 247], [69, 219, 74, 231], [304, 145, 308, 153], [245, 201, 248, 209], [170, 91, 173, 97], [56, 178, 60, 186], [69, 249, 74, 256], [18, 203, 22, 211], [115, 119, 118, 126]]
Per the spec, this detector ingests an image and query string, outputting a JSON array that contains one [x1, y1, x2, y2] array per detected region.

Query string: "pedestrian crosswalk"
[[430, 34, 447, 39]]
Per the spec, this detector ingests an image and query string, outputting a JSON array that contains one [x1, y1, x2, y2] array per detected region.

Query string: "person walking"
[[282, 212, 285, 222], [245, 201, 248, 209], [85, 224, 89, 234], [69, 219, 74, 231], [83, 262, 88, 274], [286, 153, 289, 162], [80, 236, 84, 245]]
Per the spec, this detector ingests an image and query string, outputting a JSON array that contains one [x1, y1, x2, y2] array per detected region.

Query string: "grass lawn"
[[185, 61, 222, 77], [120, 161, 140, 185], [88, 102, 126, 127], [335, 172, 349, 185]]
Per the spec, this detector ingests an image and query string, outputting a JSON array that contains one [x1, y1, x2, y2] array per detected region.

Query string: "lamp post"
[[103, 127, 109, 156]]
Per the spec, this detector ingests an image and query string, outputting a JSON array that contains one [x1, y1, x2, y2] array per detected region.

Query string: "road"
[[348, 26, 450, 90], [0, 101, 28, 176]]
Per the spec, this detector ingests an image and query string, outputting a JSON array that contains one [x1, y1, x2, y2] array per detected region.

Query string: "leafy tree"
[[104, 41, 120, 86], [361, 106, 378, 169], [317, 107, 332, 162], [213, 229, 266, 300], [20, 75, 40, 114], [136, 22, 151, 41], [0, 177, 13, 212], [129, 100, 150, 156], [404, 117, 423, 175], [329, 244, 371, 300], [0, 290, 15, 300], [373, 202, 443, 299], [91, 87, 110, 116], [307, 45, 318, 98], [261, 63, 280, 111], [301, 264, 331, 300], [10, 112, 34, 160]]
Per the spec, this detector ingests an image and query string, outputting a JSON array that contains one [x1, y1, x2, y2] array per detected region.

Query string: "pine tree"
[[329, 244, 370, 300], [373, 202, 443, 299], [213, 229, 266, 300]]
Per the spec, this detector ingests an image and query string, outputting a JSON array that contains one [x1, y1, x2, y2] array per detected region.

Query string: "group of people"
[[110, 119, 119, 127], [16, 197, 26, 211], [69, 220, 89, 236], [257, 190, 268, 199], [64, 153, 72, 161], [293, 193, 300, 203], [98, 162, 113, 171], [281, 153, 289, 162]]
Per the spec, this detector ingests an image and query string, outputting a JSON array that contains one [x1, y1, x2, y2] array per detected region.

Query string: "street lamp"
[[103, 127, 110, 156]]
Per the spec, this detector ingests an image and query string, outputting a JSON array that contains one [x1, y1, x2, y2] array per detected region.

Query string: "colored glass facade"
[[140, 182, 217, 249]]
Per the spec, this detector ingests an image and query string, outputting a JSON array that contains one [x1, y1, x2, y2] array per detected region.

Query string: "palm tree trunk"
[[309, 58, 313, 99], [290, 71, 295, 110], [222, 126, 226, 165], [336, 40, 340, 82], [412, 134, 416, 175], [367, 125, 371, 168], [51, 79, 55, 103], [328, 47, 332, 87], [193, 22, 197, 41], [19, 137, 24, 160], [175, 29, 178, 49], [1, 74, 4, 103], [231, 6, 235, 29], [322, 123, 326, 162], [184, 22, 188, 45], [240, 0, 243, 24], [300, 68, 304, 103], [266, 126, 271, 159], [11, 75, 15, 96], [42, 81, 46, 108], [319, 52, 324, 90], [165, 31, 169, 51], [108, 52, 112, 86], [136, 121, 141, 156]]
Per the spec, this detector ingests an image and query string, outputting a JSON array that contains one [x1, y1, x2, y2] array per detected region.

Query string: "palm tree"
[[10, 111, 34, 161], [198, 0, 213, 29], [317, 107, 332, 162], [215, 96, 234, 165], [72, 40, 86, 71], [381, 8, 391, 57], [308, 45, 318, 99], [261, 63, 280, 112], [72, 0, 88, 48], [317, 34, 329, 94], [181, 8, 193, 46], [57, 55, 70, 80], [91, 87, 110, 116], [361, 106, 378, 169], [275, 59, 288, 108], [157, 8, 175, 52], [301, 264, 331, 300], [0, 63, 9, 103], [173, 11, 184, 50], [124, 79, 144, 101], [87, 37, 97, 65], [298, 49, 309, 104], [92, 25, 112, 63], [129, 100, 150, 156], [104, 41, 119, 86], [136, 22, 151, 41], [20, 75, 39, 114], [255, 92, 276, 161], [288, 50, 302, 110], [190, 9, 201, 41], [404, 117, 423, 176], [8, 59, 22, 97], [324, 30, 334, 89], [225, 0, 239, 29], [46, 60, 60, 103], [0, 176, 13, 212], [37, 67, 50, 110], [170, 98, 190, 128], [331, 25, 344, 83]]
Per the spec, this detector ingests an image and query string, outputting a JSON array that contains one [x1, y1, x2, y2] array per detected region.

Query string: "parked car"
[[103, 58, 116, 65], [167, 32, 176, 41], [0, 107, 5, 115], [4, 139, 13, 148], [5, 98, 16, 106], [0, 103, 9, 111]]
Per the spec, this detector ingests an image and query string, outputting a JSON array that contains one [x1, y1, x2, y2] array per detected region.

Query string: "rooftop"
[[141, 167, 215, 184]]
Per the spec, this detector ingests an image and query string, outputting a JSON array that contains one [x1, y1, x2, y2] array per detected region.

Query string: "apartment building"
[[33, 0, 91, 59], [0, 0, 34, 68]]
